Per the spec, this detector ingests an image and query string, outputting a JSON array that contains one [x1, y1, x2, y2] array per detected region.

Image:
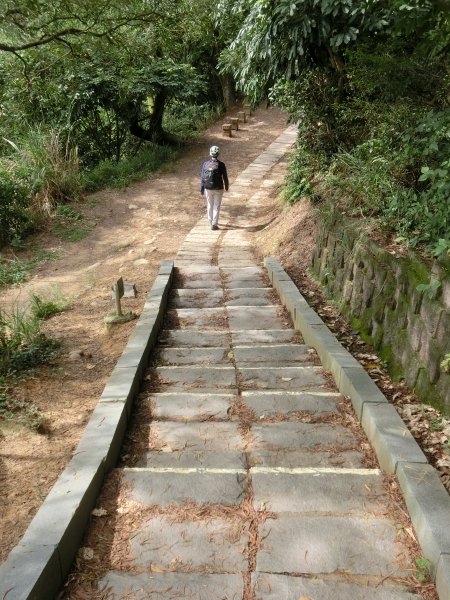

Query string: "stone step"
[[115, 515, 249, 572], [137, 449, 247, 469], [227, 306, 289, 330], [149, 421, 245, 452], [252, 574, 419, 599], [251, 468, 384, 513], [250, 422, 358, 451], [256, 514, 410, 576], [232, 343, 315, 366], [170, 289, 224, 308], [157, 347, 233, 366], [159, 329, 301, 347], [149, 392, 234, 420], [238, 366, 328, 390], [224, 288, 277, 306], [156, 344, 315, 367], [219, 268, 270, 290], [98, 572, 243, 600], [166, 308, 228, 330], [169, 287, 280, 309], [178, 277, 222, 289], [241, 390, 340, 417], [158, 330, 231, 347], [230, 329, 299, 345], [249, 448, 366, 469], [151, 366, 236, 391], [122, 468, 247, 506]]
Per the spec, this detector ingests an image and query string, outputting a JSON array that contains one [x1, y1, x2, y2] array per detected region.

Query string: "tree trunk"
[[129, 90, 176, 145], [220, 74, 235, 108]]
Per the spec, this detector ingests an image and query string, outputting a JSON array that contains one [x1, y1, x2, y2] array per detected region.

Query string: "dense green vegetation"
[[0, 0, 228, 247], [1, 0, 448, 255], [219, 0, 450, 254]]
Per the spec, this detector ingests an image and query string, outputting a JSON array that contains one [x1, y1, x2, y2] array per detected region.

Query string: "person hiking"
[[200, 145, 229, 230]]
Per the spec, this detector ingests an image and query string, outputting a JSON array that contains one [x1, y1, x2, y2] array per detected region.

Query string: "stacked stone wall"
[[311, 206, 450, 411]]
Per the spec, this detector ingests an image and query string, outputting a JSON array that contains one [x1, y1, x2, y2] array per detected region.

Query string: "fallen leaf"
[[91, 508, 108, 517], [81, 547, 94, 560], [150, 565, 165, 573]]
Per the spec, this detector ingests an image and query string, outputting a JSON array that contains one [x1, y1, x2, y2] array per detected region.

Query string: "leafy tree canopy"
[[218, 0, 448, 101]]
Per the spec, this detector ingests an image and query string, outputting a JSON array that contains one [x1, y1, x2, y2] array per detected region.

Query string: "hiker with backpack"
[[200, 145, 229, 230]]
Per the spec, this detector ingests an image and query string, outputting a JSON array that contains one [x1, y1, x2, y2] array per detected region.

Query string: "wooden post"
[[243, 103, 252, 116], [113, 277, 125, 316], [230, 117, 239, 130], [222, 123, 232, 137], [237, 111, 246, 123]]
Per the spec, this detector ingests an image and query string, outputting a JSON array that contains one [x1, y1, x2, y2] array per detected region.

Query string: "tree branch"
[[0, 10, 164, 53]]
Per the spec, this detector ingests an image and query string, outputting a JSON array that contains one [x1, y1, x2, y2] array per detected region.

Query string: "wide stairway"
[[67, 127, 421, 599]]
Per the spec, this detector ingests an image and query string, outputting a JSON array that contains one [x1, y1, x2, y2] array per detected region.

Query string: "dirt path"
[[0, 106, 290, 563]]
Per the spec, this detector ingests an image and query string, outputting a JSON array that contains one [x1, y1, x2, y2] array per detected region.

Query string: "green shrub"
[[282, 147, 315, 205], [0, 257, 32, 287], [0, 163, 34, 248], [0, 393, 47, 432], [163, 102, 223, 140], [30, 293, 65, 320], [83, 145, 178, 192]]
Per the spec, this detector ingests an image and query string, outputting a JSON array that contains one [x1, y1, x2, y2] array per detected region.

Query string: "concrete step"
[[252, 574, 420, 600], [156, 344, 315, 367], [137, 449, 247, 469], [151, 366, 237, 392], [98, 572, 243, 600], [238, 365, 328, 390], [170, 289, 224, 308], [232, 343, 315, 366], [156, 347, 233, 366], [148, 421, 245, 452], [241, 390, 341, 416], [121, 467, 247, 506], [224, 287, 277, 306], [256, 514, 409, 576], [227, 306, 290, 330], [149, 392, 234, 420], [166, 308, 228, 330], [249, 421, 358, 451], [158, 330, 231, 347]]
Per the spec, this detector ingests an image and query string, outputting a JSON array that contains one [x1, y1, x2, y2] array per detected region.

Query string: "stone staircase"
[[64, 127, 425, 599]]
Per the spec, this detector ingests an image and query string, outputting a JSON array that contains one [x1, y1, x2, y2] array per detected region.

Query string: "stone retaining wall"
[[310, 205, 450, 411]]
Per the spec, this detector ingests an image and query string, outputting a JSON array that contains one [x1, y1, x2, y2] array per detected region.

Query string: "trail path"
[[65, 126, 424, 599], [0, 107, 290, 562]]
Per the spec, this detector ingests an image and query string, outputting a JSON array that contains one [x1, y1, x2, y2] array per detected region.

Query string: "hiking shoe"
[[211, 224, 219, 230]]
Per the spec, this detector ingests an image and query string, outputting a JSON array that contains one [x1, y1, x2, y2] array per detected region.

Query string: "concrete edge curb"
[[264, 256, 450, 595], [0, 259, 174, 600]]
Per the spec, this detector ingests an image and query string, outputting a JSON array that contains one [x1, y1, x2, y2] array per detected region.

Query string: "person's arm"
[[200, 162, 205, 195], [222, 162, 229, 191]]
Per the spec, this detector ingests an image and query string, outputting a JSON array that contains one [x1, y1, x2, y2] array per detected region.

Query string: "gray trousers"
[[205, 189, 223, 226]]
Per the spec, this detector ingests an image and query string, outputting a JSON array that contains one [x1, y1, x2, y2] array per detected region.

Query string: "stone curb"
[[264, 256, 450, 597], [0, 260, 174, 600]]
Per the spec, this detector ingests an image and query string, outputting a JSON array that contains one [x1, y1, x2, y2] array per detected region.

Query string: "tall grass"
[[7, 127, 83, 213], [0, 303, 60, 376]]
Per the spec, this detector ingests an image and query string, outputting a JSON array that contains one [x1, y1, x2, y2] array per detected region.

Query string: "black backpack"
[[202, 159, 222, 189]]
